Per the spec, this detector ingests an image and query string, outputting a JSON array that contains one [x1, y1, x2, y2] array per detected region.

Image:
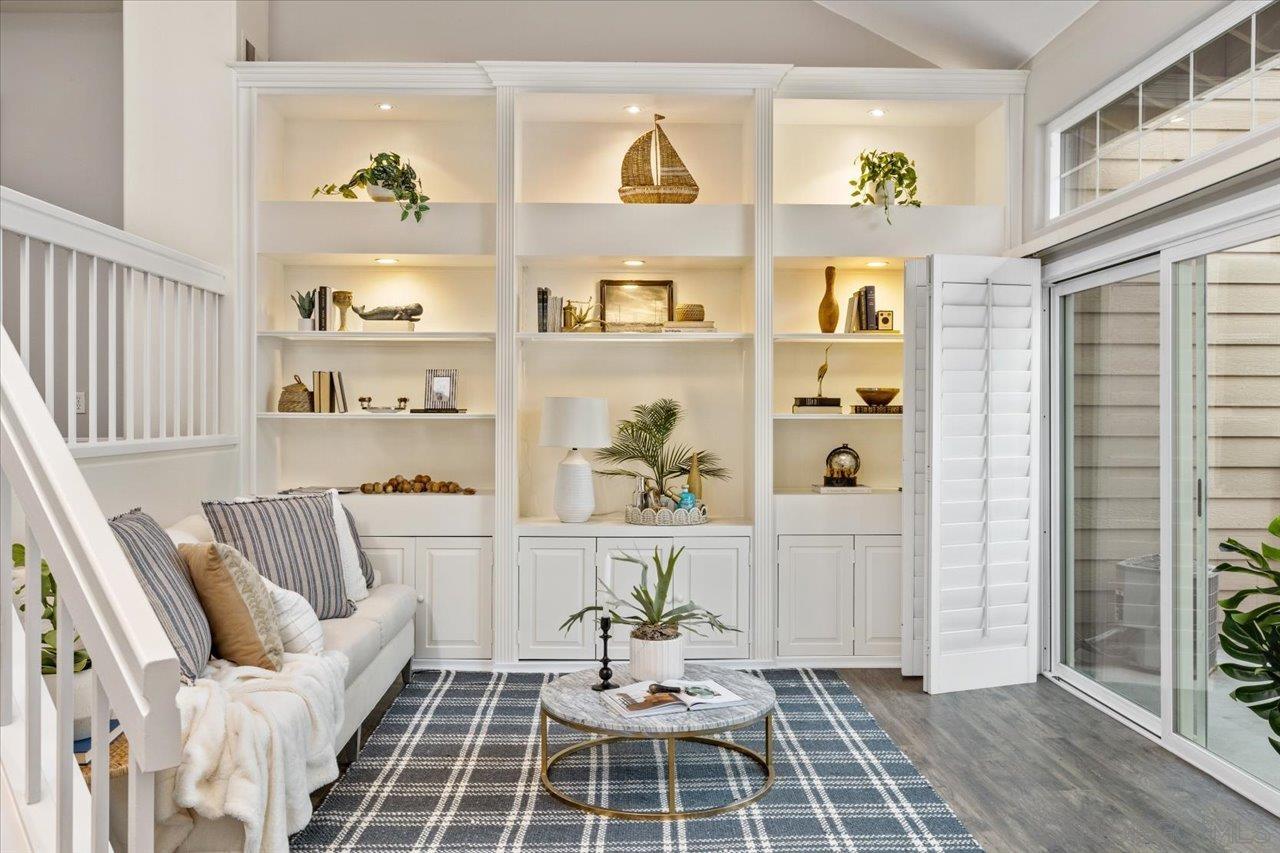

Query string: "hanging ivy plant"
[[850, 149, 920, 224], [313, 152, 431, 222]]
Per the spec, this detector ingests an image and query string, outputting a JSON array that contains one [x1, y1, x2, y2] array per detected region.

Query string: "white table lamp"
[[540, 397, 612, 523]]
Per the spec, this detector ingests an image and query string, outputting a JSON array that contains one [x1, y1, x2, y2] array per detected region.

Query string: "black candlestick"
[[591, 615, 617, 691]]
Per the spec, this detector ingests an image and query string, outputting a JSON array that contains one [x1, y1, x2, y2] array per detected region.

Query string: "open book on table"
[[602, 679, 746, 718]]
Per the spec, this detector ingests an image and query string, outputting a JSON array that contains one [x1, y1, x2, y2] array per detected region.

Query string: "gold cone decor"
[[619, 115, 699, 204]]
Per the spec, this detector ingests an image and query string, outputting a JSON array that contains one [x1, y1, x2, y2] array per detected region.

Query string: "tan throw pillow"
[[180, 542, 284, 671]]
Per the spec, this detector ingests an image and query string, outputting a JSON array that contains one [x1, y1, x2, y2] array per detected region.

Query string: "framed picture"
[[598, 280, 673, 331], [423, 369, 458, 410]]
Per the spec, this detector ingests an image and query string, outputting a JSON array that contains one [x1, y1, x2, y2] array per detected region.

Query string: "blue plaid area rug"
[[292, 669, 980, 851]]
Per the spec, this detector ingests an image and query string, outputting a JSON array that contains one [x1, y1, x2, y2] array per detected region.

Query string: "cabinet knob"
[[417, 594, 425, 603]]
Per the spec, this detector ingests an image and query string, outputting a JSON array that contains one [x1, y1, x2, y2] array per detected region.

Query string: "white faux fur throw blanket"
[[172, 651, 348, 853]]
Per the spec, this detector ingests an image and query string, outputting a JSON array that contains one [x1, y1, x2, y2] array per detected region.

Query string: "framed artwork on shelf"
[[423, 369, 459, 411], [599, 280, 673, 331]]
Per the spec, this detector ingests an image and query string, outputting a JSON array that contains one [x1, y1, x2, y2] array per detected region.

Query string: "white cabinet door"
[[361, 536, 416, 586], [415, 538, 492, 660], [778, 535, 854, 657], [518, 538, 596, 659], [676, 537, 749, 659], [855, 535, 902, 658], [595, 538, 671, 660]]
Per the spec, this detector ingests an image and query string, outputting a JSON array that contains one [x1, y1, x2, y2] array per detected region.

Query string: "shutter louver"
[[927, 256, 1041, 694], [902, 259, 930, 676]]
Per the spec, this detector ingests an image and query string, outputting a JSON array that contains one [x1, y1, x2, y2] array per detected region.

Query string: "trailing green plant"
[[12, 544, 90, 675], [313, 152, 431, 222], [594, 398, 728, 501], [850, 149, 921, 224], [560, 546, 738, 641], [1212, 515, 1280, 756], [290, 289, 316, 319]]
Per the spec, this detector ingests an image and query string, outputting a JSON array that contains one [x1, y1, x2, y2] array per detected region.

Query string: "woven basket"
[[674, 303, 705, 322], [278, 374, 313, 413]]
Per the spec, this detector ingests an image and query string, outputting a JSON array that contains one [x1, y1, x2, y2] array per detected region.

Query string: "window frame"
[[1046, 0, 1278, 222]]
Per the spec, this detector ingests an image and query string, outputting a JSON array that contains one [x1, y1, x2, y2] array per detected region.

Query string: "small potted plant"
[[594, 398, 728, 509], [560, 545, 737, 681], [290, 289, 316, 331], [313, 152, 431, 222], [850, 149, 921, 224]]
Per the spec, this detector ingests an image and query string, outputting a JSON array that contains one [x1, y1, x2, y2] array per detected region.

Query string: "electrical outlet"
[[75, 391, 87, 414]]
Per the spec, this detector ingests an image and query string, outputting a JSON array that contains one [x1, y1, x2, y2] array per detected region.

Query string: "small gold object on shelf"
[[277, 374, 313, 413], [332, 290, 353, 331], [674, 303, 705, 322], [619, 115, 699, 204]]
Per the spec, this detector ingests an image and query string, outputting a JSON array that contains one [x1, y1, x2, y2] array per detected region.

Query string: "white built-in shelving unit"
[[234, 62, 1026, 671]]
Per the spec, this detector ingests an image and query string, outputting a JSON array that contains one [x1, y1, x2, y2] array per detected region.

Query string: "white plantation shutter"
[[926, 255, 1041, 694], [901, 259, 930, 677]]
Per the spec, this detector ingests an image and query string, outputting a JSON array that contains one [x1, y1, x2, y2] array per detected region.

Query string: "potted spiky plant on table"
[[560, 545, 737, 681]]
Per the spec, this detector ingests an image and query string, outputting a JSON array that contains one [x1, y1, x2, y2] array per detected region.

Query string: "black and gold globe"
[[824, 443, 861, 486]]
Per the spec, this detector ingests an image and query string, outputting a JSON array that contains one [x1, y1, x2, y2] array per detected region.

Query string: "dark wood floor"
[[840, 670, 1280, 853]]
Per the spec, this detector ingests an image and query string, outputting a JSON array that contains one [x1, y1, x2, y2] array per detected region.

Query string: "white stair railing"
[[2, 328, 181, 852], [1, 186, 232, 457]]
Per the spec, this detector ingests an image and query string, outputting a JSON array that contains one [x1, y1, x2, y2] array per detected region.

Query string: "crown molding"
[[777, 67, 1028, 99], [478, 61, 792, 92], [229, 62, 493, 90]]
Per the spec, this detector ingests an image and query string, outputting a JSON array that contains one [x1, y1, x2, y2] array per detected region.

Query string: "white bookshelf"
[[235, 62, 1025, 669]]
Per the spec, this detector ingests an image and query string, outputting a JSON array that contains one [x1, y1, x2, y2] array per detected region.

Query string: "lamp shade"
[[539, 397, 612, 449]]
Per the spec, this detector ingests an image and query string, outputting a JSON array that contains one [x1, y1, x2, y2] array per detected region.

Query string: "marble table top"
[[540, 664, 776, 736]]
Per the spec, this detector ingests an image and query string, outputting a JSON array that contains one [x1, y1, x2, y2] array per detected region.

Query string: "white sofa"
[[110, 514, 417, 852]]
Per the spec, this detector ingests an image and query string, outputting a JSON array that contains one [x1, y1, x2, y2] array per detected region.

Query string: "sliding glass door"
[[1171, 232, 1280, 790], [1054, 261, 1162, 722]]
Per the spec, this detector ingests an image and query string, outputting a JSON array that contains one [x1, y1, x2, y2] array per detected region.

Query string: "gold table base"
[[539, 707, 775, 821]]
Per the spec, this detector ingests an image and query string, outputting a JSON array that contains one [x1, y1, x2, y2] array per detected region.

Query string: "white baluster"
[[22, 529, 41, 803], [19, 235, 30, 369], [200, 290, 209, 436], [125, 269, 136, 441], [44, 244, 55, 414], [128, 757, 155, 853], [90, 673, 110, 852], [55, 594, 74, 852], [88, 257, 99, 444], [158, 278, 168, 439], [211, 296, 220, 433], [67, 250, 77, 445], [0, 473, 11, 726], [187, 285, 196, 436], [108, 263, 118, 443], [173, 284, 183, 437], [142, 274, 152, 440]]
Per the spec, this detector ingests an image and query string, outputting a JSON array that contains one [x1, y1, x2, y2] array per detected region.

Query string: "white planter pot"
[[874, 179, 897, 206], [366, 184, 396, 202], [43, 669, 94, 741], [629, 634, 684, 682], [297, 317, 314, 331]]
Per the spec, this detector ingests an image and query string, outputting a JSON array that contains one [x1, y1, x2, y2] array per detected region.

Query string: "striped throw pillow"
[[202, 494, 354, 619], [341, 505, 375, 588], [109, 509, 212, 683]]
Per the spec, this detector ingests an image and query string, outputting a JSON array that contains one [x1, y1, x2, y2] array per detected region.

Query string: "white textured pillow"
[[262, 577, 324, 655], [326, 490, 368, 603]]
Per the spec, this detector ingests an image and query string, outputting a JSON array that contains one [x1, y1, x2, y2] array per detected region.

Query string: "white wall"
[[267, 0, 930, 66], [1020, 0, 1229, 237], [0, 3, 123, 226]]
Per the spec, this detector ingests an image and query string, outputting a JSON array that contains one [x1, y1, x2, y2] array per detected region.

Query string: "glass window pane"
[[1061, 115, 1097, 174], [1060, 163, 1097, 213], [1174, 235, 1280, 789], [1193, 21, 1252, 98], [1141, 119, 1188, 179], [1257, 0, 1280, 65], [1061, 274, 1161, 715], [1098, 148, 1139, 199], [1192, 76, 1253, 155], [1099, 87, 1140, 147], [1143, 58, 1191, 128], [1256, 64, 1280, 126]]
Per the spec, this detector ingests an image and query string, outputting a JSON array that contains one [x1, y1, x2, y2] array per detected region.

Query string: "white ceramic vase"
[[297, 317, 314, 331], [42, 670, 93, 741], [874, 179, 897, 206], [629, 634, 685, 682], [366, 184, 396, 202]]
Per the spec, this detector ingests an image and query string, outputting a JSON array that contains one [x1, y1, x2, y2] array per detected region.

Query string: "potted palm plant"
[[560, 545, 737, 681], [313, 152, 431, 222]]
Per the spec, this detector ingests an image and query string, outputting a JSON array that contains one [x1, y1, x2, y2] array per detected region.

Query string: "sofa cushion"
[[109, 509, 212, 683], [166, 514, 215, 546], [181, 543, 283, 671], [263, 578, 325, 655], [352, 583, 416, 647], [202, 494, 354, 619], [321, 618, 381, 687], [341, 505, 376, 589]]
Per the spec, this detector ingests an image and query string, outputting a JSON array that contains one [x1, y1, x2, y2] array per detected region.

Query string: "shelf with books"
[[773, 333, 902, 344], [258, 331, 496, 343], [517, 331, 752, 343], [772, 413, 903, 421], [258, 412, 495, 421]]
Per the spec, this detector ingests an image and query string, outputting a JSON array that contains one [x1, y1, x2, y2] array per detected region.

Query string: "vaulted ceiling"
[[815, 0, 1098, 69]]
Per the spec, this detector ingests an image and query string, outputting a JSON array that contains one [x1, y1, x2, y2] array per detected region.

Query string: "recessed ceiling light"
[[375, 102, 395, 112], [374, 257, 398, 265], [867, 108, 886, 118], [624, 104, 643, 115], [623, 259, 645, 267], [866, 260, 889, 268]]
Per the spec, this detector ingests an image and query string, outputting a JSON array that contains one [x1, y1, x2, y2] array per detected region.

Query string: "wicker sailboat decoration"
[[618, 114, 699, 204]]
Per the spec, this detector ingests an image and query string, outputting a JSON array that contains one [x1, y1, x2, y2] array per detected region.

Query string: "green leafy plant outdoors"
[[313, 152, 431, 222], [1212, 515, 1280, 756], [594, 398, 728, 502], [12, 544, 90, 675], [290, 289, 316, 319], [850, 149, 921, 224], [560, 546, 738, 641]]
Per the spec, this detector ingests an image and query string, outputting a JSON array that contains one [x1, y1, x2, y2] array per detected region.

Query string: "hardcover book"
[[602, 679, 746, 718]]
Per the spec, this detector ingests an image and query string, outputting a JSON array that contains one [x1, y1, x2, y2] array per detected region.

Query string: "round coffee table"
[[539, 663, 776, 820]]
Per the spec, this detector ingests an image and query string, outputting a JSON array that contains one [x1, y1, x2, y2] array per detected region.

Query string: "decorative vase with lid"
[[819, 265, 839, 333]]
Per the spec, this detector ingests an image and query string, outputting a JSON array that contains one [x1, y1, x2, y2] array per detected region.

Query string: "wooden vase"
[[818, 265, 839, 333]]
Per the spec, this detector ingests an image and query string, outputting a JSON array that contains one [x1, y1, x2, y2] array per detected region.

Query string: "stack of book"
[[844, 285, 877, 332], [311, 370, 349, 413], [75, 719, 123, 767], [602, 679, 747, 718], [536, 287, 566, 333], [663, 320, 716, 332]]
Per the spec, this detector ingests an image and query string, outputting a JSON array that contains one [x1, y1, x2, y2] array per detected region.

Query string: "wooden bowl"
[[856, 387, 899, 406]]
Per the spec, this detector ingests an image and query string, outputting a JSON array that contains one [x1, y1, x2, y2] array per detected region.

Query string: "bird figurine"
[[817, 344, 832, 397]]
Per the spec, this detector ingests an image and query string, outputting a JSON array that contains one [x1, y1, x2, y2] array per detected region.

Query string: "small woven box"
[[674, 303, 705, 322], [277, 374, 313, 413]]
